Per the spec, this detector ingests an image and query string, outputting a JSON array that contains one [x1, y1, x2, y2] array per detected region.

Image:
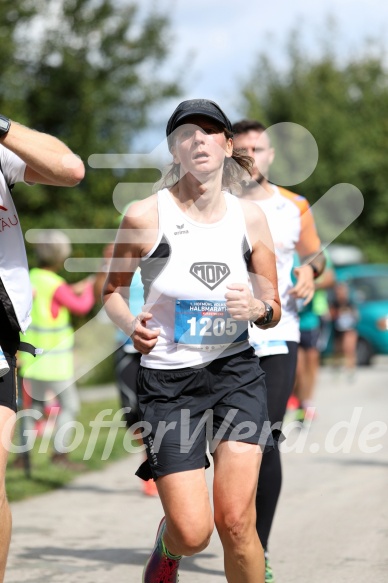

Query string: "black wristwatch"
[[0, 115, 11, 137], [309, 262, 320, 279], [256, 300, 273, 326]]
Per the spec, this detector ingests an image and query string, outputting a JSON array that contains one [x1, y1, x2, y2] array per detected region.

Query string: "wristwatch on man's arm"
[[301, 250, 326, 280], [308, 262, 320, 279], [253, 300, 274, 327], [0, 115, 11, 138]]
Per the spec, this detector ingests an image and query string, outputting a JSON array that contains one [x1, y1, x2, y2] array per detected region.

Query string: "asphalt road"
[[6, 360, 388, 582]]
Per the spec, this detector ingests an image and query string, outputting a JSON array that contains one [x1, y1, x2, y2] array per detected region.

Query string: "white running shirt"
[[249, 185, 320, 354], [140, 189, 253, 369], [0, 145, 32, 332]]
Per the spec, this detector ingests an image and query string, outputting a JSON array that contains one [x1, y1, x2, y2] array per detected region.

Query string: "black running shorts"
[[114, 346, 141, 428], [0, 352, 18, 412], [135, 348, 273, 481], [0, 294, 20, 413], [299, 328, 320, 350]]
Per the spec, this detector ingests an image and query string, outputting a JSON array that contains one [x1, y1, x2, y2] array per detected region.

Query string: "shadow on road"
[[17, 546, 225, 577]]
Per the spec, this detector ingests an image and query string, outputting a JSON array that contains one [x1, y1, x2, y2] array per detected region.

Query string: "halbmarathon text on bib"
[[174, 299, 248, 350]]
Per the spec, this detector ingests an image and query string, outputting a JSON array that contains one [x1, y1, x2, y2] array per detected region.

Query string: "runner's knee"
[[215, 510, 256, 548], [167, 519, 213, 556]]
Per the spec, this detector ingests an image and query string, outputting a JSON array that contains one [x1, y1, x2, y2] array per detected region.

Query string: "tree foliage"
[[0, 0, 179, 270], [240, 30, 388, 262]]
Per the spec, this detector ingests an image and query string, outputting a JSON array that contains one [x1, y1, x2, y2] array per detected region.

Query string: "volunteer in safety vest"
[[21, 230, 94, 469]]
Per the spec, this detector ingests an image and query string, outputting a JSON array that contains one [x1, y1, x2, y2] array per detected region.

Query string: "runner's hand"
[[225, 283, 260, 321], [130, 312, 160, 354], [289, 265, 315, 305]]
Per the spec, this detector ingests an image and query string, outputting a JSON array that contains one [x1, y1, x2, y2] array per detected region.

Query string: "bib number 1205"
[[174, 299, 248, 348], [187, 316, 237, 337]]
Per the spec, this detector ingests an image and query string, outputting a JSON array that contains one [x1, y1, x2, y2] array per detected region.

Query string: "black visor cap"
[[166, 99, 233, 139]]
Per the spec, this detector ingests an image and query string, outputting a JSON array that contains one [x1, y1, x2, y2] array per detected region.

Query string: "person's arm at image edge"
[[0, 119, 85, 186]]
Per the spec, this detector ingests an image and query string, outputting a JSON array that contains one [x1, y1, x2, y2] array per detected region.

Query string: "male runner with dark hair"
[[233, 119, 325, 582]]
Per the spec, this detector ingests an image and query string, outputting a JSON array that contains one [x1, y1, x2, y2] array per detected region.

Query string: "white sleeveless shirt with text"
[[140, 189, 252, 369]]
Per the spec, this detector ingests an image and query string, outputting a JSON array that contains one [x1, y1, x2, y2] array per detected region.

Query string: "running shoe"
[[295, 407, 306, 423], [264, 551, 275, 583], [300, 406, 316, 431], [142, 478, 159, 497], [284, 395, 302, 424], [286, 394, 300, 411], [143, 517, 181, 583], [303, 406, 316, 422]]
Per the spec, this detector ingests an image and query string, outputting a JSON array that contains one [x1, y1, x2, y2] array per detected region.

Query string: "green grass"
[[74, 319, 116, 387], [76, 351, 116, 387], [6, 398, 133, 503]]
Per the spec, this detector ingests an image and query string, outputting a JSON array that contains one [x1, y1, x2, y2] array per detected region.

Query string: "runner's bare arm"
[[291, 197, 326, 303], [290, 250, 326, 304], [0, 120, 85, 186], [225, 201, 281, 329], [103, 197, 160, 354]]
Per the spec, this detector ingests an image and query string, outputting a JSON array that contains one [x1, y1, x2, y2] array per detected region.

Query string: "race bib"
[[174, 299, 248, 350]]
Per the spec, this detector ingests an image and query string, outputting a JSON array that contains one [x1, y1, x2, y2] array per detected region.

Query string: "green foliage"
[[240, 29, 388, 262], [0, 0, 179, 271]]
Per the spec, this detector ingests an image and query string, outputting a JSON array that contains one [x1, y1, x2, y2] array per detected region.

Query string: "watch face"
[[264, 302, 273, 324], [0, 116, 10, 135]]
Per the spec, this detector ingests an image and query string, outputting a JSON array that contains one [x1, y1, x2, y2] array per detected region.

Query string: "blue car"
[[334, 264, 388, 365]]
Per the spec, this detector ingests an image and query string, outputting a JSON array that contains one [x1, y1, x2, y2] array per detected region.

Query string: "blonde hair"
[[34, 230, 72, 266]]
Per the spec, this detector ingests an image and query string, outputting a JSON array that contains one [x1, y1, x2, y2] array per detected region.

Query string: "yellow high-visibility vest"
[[21, 268, 74, 381]]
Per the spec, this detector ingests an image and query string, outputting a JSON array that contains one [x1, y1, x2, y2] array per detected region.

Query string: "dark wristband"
[[0, 115, 11, 137], [254, 300, 274, 326], [309, 262, 320, 279]]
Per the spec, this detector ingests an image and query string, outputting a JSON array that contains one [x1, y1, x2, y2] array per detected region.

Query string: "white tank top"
[[249, 186, 320, 349], [140, 189, 252, 369], [0, 146, 32, 333]]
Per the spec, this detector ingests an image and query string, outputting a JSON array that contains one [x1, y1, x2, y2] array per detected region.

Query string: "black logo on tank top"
[[190, 262, 230, 290]]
